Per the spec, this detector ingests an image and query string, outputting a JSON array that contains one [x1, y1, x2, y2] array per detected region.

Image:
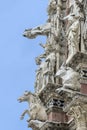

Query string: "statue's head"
[[56, 62, 73, 78], [23, 29, 36, 39], [17, 91, 32, 103], [35, 57, 42, 65]]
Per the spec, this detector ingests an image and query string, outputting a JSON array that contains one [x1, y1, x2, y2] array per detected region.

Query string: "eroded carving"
[[67, 104, 87, 130], [65, 0, 87, 61], [23, 22, 51, 39], [18, 91, 47, 122], [56, 63, 81, 91]]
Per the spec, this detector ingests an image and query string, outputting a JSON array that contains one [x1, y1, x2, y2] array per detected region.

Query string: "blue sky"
[[0, 0, 48, 130]]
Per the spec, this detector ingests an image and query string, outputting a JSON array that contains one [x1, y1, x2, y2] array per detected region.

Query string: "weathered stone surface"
[[56, 63, 81, 91], [18, 91, 47, 122], [64, 94, 87, 130], [19, 0, 87, 130], [66, 52, 87, 69]]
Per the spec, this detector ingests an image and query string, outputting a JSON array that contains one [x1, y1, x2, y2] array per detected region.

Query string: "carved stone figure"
[[68, 105, 87, 130], [73, 0, 84, 18], [74, 0, 87, 53], [39, 61, 48, 89], [23, 22, 51, 39], [35, 55, 54, 91], [64, 0, 87, 59], [56, 64, 81, 91], [64, 14, 80, 59], [35, 57, 42, 65], [34, 57, 44, 92], [34, 68, 42, 93], [41, 52, 56, 85], [39, 43, 55, 55], [47, 0, 62, 15], [46, 52, 56, 73], [18, 91, 47, 121], [47, 0, 57, 15], [67, 18, 80, 56]]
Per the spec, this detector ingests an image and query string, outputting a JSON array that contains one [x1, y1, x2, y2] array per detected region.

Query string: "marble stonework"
[[18, 0, 87, 130]]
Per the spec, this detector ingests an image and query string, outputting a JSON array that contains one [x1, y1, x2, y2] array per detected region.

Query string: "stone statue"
[[35, 56, 42, 65], [47, 0, 57, 15], [35, 55, 52, 91], [41, 52, 56, 86], [18, 91, 47, 122], [64, 0, 87, 59], [34, 68, 42, 93], [46, 52, 56, 74], [35, 52, 56, 91], [23, 22, 51, 39], [73, 0, 84, 18], [47, 0, 62, 15], [56, 64, 81, 91], [35, 57, 43, 92], [39, 61, 48, 89], [64, 14, 80, 59], [67, 16, 80, 56]]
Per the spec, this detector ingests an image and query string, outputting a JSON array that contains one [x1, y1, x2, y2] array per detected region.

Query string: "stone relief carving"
[[34, 68, 42, 93], [35, 51, 56, 92], [45, 52, 56, 82], [18, 91, 47, 122], [39, 60, 48, 89], [47, 0, 62, 15], [64, 0, 87, 61], [47, 0, 57, 15], [39, 42, 55, 55], [56, 63, 81, 91], [64, 14, 80, 58], [67, 104, 87, 130]]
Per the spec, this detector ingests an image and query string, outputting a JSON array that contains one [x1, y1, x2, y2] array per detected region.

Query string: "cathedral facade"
[[18, 0, 87, 130]]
